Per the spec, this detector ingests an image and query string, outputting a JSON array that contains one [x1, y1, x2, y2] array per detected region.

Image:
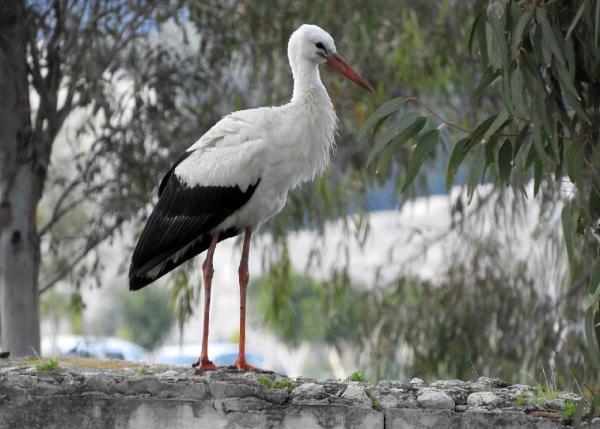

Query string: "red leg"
[[233, 227, 262, 372], [194, 232, 219, 371]]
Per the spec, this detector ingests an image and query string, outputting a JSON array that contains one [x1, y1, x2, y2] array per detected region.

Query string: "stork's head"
[[288, 24, 374, 93]]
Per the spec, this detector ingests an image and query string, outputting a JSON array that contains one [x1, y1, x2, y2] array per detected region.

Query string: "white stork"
[[129, 24, 373, 371]]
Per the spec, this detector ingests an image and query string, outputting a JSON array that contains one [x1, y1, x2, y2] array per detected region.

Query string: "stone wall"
[[0, 358, 598, 428]]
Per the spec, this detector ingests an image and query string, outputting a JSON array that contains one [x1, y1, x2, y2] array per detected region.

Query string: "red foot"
[[233, 357, 262, 372], [193, 358, 219, 371]]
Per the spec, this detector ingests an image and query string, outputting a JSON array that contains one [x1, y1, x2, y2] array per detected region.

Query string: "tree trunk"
[[0, 0, 41, 357]]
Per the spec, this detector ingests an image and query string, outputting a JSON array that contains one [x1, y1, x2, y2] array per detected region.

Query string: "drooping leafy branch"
[[364, 0, 600, 378]]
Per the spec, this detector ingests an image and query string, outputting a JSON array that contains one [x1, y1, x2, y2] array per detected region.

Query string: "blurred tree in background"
[[40, 291, 85, 335], [253, 230, 574, 383], [114, 287, 173, 350], [85, 286, 173, 351], [1, 0, 188, 356], [359, 0, 599, 399]]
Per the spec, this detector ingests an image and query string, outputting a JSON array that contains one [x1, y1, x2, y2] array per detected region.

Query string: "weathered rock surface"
[[467, 391, 503, 408], [417, 390, 455, 410], [0, 358, 598, 429], [341, 383, 372, 407]]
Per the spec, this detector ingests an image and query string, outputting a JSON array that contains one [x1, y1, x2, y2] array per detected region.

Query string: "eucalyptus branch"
[[27, 38, 45, 97], [39, 219, 124, 294], [45, 0, 64, 101], [408, 96, 530, 139], [61, 0, 92, 54], [39, 182, 109, 236], [407, 96, 472, 134], [39, 145, 112, 236], [384, 188, 498, 271]]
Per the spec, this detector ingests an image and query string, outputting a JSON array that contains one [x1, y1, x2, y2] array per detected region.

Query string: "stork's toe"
[[233, 357, 263, 372], [193, 358, 219, 372]]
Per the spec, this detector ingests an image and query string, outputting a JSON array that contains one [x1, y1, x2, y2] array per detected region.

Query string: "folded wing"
[[129, 151, 260, 290], [129, 111, 265, 290]]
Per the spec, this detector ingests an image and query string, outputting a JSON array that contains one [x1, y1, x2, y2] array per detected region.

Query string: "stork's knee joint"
[[203, 262, 214, 279], [238, 268, 249, 284]]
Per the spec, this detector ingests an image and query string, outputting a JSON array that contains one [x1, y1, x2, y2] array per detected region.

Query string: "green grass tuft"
[[516, 392, 528, 406], [365, 387, 382, 411], [273, 379, 294, 390], [257, 374, 274, 388], [22, 356, 39, 365], [137, 367, 151, 376], [257, 375, 294, 390], [35, 358, 59, 372], [533, 385, 559, 405], [562, 400, 576, 422], [347, 370, 366, 382], [371, 397, 382, 411]]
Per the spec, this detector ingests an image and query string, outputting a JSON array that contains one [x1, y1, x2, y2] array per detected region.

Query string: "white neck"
[[280, 57, 337, 185], [290, 59, 327, 103]]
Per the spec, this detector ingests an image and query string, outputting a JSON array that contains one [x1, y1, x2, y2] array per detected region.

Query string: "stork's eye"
[[315, 42, 325, 50]]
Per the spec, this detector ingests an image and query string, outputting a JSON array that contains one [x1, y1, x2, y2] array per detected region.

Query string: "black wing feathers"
[[129, 227, 239, 291], [129, 171, 260, 290], [158, 150, 194, 197]]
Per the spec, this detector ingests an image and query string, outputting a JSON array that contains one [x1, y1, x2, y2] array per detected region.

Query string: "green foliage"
[[579, 387, 600, 423], [168, 270, 196, 337], [272, 379, 295, 390], [365, 387, 383, 411], [347, 370, 367, 382], [137, 367, 151, 376], [402, 245, 562, 382], [35, 358, 59, 372], [533, 385, 558, 405], [256, 235, 580, 383], [516, 392, 528, 406], [30, 0, 190, 294], [365, 0, 600, 383], [366, 114, 427, 166], [40, 291, 85, 334], [402, 129, 440, 192], [484, 0, 600, 381], [256, 375, 294, 390], [256, 374, 274, 388], [563, 399, 577, 421], [252, 247, 369, 348], [115, 288, 174, 350]]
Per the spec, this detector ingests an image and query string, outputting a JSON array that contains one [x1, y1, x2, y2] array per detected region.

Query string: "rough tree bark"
[[0, 0, 41, 356], [0, 0, 168, 356]]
